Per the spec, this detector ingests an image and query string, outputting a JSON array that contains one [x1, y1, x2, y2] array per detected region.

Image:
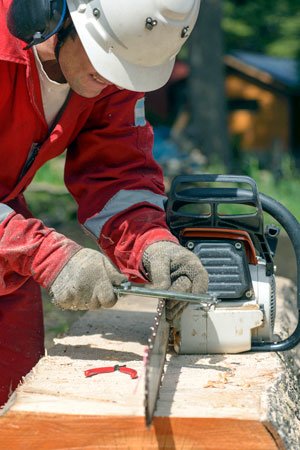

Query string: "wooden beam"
[[0, 412, 281, 450], [1, 278, 299, 449]]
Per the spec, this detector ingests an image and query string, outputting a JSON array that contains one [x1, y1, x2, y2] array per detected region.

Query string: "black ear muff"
[[7, 0, 67, 48]]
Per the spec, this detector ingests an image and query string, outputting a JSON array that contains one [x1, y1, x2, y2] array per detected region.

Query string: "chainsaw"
[[114, 174, 300, 426]]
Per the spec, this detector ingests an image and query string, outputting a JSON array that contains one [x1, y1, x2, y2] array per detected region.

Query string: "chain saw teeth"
[[147, 299, 165, 351], [144, 299, 170, 427]]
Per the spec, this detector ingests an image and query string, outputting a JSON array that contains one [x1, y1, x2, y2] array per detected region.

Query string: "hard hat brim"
[[68, 4, 175, 92]]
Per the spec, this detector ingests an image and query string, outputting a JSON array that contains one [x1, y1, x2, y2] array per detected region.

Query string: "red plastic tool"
[[84, 364, 138, 379]]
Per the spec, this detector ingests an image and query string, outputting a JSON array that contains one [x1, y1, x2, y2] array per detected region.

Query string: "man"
[[0, 0, 208, 406]]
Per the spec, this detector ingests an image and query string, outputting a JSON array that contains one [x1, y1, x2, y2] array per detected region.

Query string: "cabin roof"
[[225, 51, 300, 91]]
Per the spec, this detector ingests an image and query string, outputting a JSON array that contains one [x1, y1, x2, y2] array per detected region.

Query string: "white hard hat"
[[66, 0, 201, 92]]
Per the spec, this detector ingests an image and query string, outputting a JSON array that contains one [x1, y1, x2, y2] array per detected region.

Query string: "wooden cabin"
[[225, 51, 300, 162], [146, 52, 300, 164]]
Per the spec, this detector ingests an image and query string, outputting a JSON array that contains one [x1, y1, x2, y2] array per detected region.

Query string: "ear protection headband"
[[7, 0, 67, 49]]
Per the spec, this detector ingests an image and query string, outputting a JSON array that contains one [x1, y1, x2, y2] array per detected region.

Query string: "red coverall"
[[0, 0, 177, 406]]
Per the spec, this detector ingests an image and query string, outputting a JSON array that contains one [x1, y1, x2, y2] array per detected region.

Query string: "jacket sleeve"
[[0, 204, 81, 295], [64, 88, 178, 283]]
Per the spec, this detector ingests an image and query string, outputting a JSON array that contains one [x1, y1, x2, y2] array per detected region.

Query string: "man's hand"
[[49, 248, 126, 310], [142, 241, 209, 321]]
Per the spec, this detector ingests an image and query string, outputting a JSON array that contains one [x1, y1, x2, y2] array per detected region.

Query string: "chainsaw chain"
[[144, 299, 169, 426], [147, 299, 166, 352]]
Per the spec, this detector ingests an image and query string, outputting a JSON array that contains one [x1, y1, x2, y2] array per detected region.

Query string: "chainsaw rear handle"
[[251, 191, 300, 352]]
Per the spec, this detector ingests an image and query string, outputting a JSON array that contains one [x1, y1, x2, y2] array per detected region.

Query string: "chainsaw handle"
[[251, 192, 300, 352]]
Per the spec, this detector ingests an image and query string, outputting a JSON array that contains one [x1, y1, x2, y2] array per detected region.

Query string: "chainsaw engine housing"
[[167, 175, 279, 354], [175, 257, 276, 354]]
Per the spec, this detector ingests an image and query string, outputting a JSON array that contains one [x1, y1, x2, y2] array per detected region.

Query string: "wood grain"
[[0, 412, 281, 450]]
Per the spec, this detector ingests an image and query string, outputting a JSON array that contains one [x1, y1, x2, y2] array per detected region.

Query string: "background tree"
[[186, 0, 231, 169], [223, 0, 300, 60], [183, 0, 300, 170]]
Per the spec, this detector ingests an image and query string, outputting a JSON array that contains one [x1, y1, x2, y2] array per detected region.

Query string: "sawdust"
[[204, 369, 236, 388]]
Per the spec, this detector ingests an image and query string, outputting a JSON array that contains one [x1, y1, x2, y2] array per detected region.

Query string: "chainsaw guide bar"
[[144, 295, 219, 426], [144, 299, 169, 427], [113, 282, 219, 426]]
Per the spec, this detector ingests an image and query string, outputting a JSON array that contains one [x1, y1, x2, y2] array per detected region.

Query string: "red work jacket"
[[0, 0, 177, 288]]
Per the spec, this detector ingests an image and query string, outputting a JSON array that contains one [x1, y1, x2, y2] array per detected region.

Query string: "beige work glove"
[[49, 248, 126, 310], [142, 241, 209, 321]]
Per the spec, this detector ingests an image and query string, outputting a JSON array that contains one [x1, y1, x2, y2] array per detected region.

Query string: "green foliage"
[[32, 154, 65, 185], [27, 152, 300, 222], [223, 0, 300, 59], [240, 156, 300, 220], [205, 155, 300, 220], [25, 156, 77, 227]]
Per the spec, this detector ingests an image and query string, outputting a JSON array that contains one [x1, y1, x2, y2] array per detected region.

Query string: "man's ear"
[[35, 35, 59, 62]]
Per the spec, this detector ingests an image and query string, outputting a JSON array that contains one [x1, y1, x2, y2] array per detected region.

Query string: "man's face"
[[58, 34, 113, 98]]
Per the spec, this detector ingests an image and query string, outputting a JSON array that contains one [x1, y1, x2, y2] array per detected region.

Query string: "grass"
[[240, 156, 300, 220], [32, 154, 66, 185], [199, 156, 300, 221], [28, 153, 300, 219]]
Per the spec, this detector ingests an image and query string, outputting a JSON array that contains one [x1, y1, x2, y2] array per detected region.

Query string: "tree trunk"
[[187, 0, 231, 169]]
